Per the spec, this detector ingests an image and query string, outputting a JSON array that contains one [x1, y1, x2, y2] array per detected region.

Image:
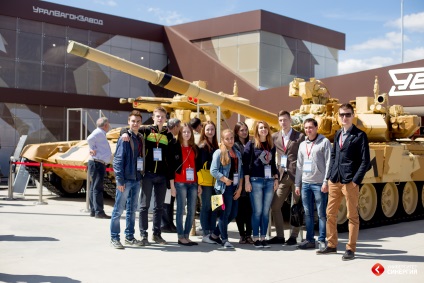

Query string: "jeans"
[[213, 185, 238, 241], [175, 182, 198, 238], [301, 183, 328, 242], [249, 177, 274, 238], [200, 186, 217, 235], [88, 160, 106, 215], [110, 180, 140, 240], [140, 172, 167, 237]]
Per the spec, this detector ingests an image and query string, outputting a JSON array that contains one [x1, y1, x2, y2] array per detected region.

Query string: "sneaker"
[[342, 250, 355, 261], [253, 240, 263, 249], [209, 235, 223, 245], [110, 239, 124, 249], [141, 237, 151, 246], [285, 237, 297, 246], [202, 235, 217, 244], [316, 246, 337, 255], [318, 241, 326, 251], [268, 236, 285, 244], [223, 241, 234, 249], [297, 240, 315, 249], [152, 234, 167, 245], [125, 238, 145, 246], [261, 240, 271, 248]]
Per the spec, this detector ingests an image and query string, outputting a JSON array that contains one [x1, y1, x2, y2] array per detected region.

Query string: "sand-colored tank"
[[20, 128, 121, 197], [289, 77, 424, 229]]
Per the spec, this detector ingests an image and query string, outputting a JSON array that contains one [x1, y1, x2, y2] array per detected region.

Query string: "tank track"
[[25, 166, 65, 197]]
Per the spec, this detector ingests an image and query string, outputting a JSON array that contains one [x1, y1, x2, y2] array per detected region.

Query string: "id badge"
[[304, 160, 312, 173], [264, 165, 272, 178], [153, 148, 162, 161], [186, 168, 194, 181], [280, 155, 288, 168], [233, 173, 239, 185], [137, 157, 144, 171]]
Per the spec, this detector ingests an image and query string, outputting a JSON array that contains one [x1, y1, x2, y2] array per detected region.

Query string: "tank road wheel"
[[402, 182, 418, 215], [61, 179, 84, 195], [381, 182, 399, 218], [358, 183, 378, 221]]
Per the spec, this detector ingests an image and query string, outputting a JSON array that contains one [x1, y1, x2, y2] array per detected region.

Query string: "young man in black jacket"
[[317, 103, 370, 261]]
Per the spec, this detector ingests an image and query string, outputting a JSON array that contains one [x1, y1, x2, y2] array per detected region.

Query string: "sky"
[[45, 0, 424, 75]]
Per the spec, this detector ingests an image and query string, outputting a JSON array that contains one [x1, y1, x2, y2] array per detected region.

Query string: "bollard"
[[82, 164, 91, 213], [4, 156, 16, 200], [34, 162, 47, 205]]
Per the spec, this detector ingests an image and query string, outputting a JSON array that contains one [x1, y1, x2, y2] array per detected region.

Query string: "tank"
[[289, 77, 424, 229], [20, 128, 121, 197]]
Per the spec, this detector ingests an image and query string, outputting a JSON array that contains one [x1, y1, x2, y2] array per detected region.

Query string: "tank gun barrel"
[[67, 41, 278, 129]]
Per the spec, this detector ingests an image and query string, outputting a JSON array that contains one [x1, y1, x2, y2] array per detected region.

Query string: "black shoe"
[[342, 250, 355, 261], [285, 237, 297, 245], [95, 213, 111, 219], [90, 211, 95, 217], [253, 240, 263, 248], [209, 235, 223, 245], [178, 240, 193, 246], [152, 234, 167, 245], [316, 246, 337, 255], [268, 236, 285, 244], [261, 240, 271, 248]]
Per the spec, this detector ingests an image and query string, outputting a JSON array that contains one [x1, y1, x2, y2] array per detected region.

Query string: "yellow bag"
[[211, 194, 225, 211], [197, 162, 215, 186]]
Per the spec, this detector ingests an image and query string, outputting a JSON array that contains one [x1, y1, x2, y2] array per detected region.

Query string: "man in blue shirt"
[[87, 117, 112, 219]]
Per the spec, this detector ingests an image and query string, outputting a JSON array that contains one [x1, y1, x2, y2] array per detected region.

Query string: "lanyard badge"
[[137, 157, 144, 171], [186, 168, 194, 181], [264, 165, 272, 178], [153, 148, 162, 161], [233, 173, 239, 185], [280, 155, 287, 168]]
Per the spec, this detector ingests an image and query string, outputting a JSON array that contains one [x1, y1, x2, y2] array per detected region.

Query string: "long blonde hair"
[[219, 129, 234, 166]]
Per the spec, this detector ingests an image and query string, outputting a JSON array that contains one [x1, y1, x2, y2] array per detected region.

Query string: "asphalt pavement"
[[1, 185, 423, 283]]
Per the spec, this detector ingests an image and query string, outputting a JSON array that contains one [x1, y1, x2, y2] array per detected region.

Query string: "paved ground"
[[1, 185, 423, 283]]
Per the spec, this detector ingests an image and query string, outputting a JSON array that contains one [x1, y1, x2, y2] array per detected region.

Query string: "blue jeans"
[[200, 186, 217, 235], [140, 172, 167, 237], [301, 183, 328, 242], [88, 160, 106, 215], [175, 182, 198, 238], [213, 185, 238, 241], [249, 177, 274, 238], [110, 180, 140, 240]]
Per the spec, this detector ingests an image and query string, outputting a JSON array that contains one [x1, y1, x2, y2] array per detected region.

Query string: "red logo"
[[372, 263, 385, 276]]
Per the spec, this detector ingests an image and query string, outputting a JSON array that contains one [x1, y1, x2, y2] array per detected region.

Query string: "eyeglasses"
[[339, 113, 352, 118]]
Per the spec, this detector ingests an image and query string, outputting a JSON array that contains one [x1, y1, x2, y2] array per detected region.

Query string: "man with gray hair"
[[161, 117, 181, 233], [87, 117, 112, 219]]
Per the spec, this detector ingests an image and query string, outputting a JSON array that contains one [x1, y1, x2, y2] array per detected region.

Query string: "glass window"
[[16, 61, 41, 90], [43, 22, 66, 38], [43, 35, 66, 65], [0, 29, 17, 60], [66, 66, 88, 94], [109, 71, 130, 98], [17, 31, 42, 61], [67, 27, 89, 44], [42, 64, 65, 92], [14, 104, 41, 118], [0, 59, 16, 88], [111, 46, 131, 61], [89, 31, 111, 48], [130, 77, 150, 98], [131, 38, 149, 51], [88, 68, 109, 96], [0, 15, 17, 30], [110, 35, 131, 48], [297, 51, 312, 78], [130, 50, 150, 67], [18, 19, 42, 34]]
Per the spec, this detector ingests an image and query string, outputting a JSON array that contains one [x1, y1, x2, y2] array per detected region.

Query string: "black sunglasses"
[[339, 113, 352, 118]]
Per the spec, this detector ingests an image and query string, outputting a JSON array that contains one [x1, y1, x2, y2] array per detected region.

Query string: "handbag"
[[211, 194, 225, 211], [290, 201, 304, 227], [197, 162, 215, 186]]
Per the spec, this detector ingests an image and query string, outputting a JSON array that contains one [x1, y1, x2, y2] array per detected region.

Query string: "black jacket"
[[326, 125, 370, 184]]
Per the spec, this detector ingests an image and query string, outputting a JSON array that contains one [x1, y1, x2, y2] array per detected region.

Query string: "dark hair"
[[189, 117, 202, 129], [199, 121, 219, 152], [339, 103, 354, 114], [128, 110, 142, 119], [234, 121, 249, 145], [278, 110, 291, 118], [167, 118, 181, 130], [303, 118, 318, 127]]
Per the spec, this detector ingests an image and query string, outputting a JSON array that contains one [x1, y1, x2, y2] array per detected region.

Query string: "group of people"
[[87, 103, 370, 261]]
